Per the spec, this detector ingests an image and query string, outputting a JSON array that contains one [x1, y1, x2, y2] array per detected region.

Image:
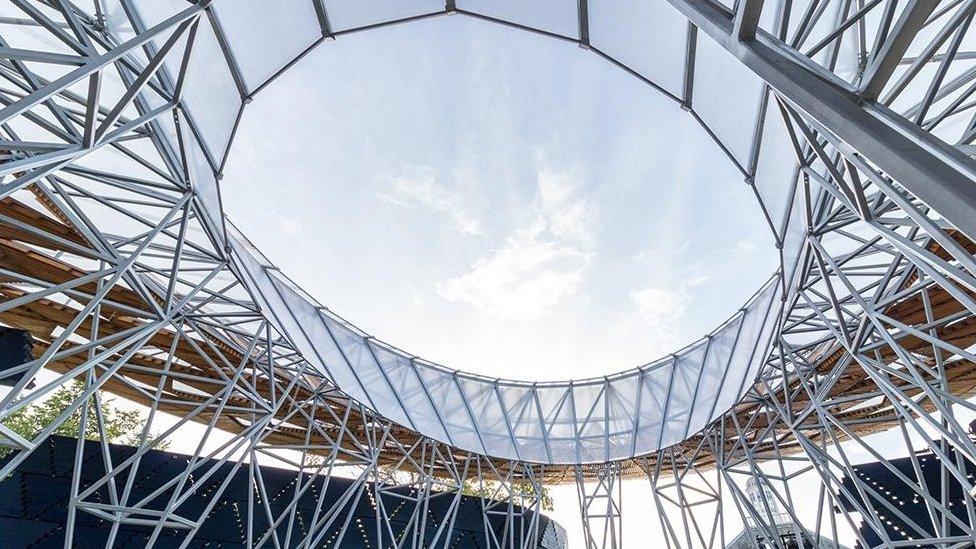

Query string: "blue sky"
[[222, 15, 776, 384]]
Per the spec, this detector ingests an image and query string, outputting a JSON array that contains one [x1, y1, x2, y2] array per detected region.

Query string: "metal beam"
[[664, 0, 976, 242], [733, 0, 765, 41], [682, 22, 697, 107], [578, 0, 590, 46], [860, 0, 938, 100], [312, 0, 334, 35]]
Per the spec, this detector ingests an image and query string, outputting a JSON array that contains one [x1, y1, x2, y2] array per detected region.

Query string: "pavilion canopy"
[[115, 0, 805, 464]]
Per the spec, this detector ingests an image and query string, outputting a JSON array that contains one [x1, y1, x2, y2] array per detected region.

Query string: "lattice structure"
[[1, 1, 976, 548]]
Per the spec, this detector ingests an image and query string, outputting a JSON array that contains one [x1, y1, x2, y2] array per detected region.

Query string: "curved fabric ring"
[[229, 225, 781, 464]]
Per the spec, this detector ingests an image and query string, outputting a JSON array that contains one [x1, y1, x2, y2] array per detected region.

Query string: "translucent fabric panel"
[[259, 268, 358, 398], [269, 275, 350, 382], [458, 378, 518, 458], [234, 252, 296, 339], [128, 4, 234, 162], [273, 268, 326, 307], [327, 320, 412, 427], [124, 1, 199, 155], [545, 435, 577, 463], [743, 284, 781, 389], [887, 59, 976, 121], [102, 0, 139, 42], [179, 16, 241, 165], [369, 343, 451, 443], [315, 315, 386, 406], [780, 174, 810, 290], [792, 1, 865, 80], [760, 0, 852, 44], [573, 381, 607, 445], [754, 98, 800, 231], [212, 0, 321, 91], [605, 374, 639, 460], [229, 239, 339, 392], [323, 0, 445, 32], [692, 30, 765, 166], [536, 385, 575, 438], [458, 0, 578, 38], [660, 339, 707, 448], [686, 314, 744, 434], [228, 235, 275, 292], [536, 385, 577, 462], [896, 9, 976, 114], [588, 0, 687, 97], [915, 60, 976, 144], [227, 224, 274, 267], [96, 4, 171, 123], [141, 84, 180, 146], [500, 386, 549, 462], [579, 435, 606, 464], [416, 366, 483, 452], [633, 358, 672, 453], [342, 355, 412, 427], [183, 115, 225, 244], [710, 280, 779, 416], [759, 0, 829, 42], [128, 0, 188, 30]]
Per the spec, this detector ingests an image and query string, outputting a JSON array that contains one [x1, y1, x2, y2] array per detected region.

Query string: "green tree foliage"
[[460, 478, 554, 512], [1, 384, 555, 512], [1, 381, 165, 458]]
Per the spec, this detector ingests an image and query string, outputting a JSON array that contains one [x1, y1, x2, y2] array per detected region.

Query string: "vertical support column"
[[476, 460, 547, 549], [645, 442, 724, 549], [576, 463, 623, 549]]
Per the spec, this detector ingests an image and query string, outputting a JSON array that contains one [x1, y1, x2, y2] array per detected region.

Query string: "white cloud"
[[379, 166, 483, 235], [731, 238, 760, 259], [622, 236, 766, 349], [620, 247, 712, 347], [278, 218, 301, 235], [620, 284, 691, 349], [437, 167, 596, 320], [630, 286, 691, 331], [537, 169, 596, 246], [410, 286, 425, 306], [438, 231, 589, 320]]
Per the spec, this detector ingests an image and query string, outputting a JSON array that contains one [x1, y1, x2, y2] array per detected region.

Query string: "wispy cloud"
[[621, 238, 761, 347], [379, 165, 483, 235], [278, 217, 302, 235], [437, 232, 589, 320], [619, 247, 710, 347], [629, 286, 692, 331], [437, 168, 597, 321]]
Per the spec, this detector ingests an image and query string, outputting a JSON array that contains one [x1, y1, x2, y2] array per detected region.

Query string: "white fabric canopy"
[[231, 225, 780, 463], [117, 0, 805, 464]]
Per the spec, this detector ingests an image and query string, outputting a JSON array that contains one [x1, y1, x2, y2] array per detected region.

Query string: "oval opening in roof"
[[221, 14, 776, 381]]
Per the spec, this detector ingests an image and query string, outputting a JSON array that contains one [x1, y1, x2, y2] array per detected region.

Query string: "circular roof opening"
[[222, 16, 776, 381]]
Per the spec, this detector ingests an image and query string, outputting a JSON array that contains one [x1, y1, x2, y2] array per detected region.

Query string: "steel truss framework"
[[1, 0, 976, 548]]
